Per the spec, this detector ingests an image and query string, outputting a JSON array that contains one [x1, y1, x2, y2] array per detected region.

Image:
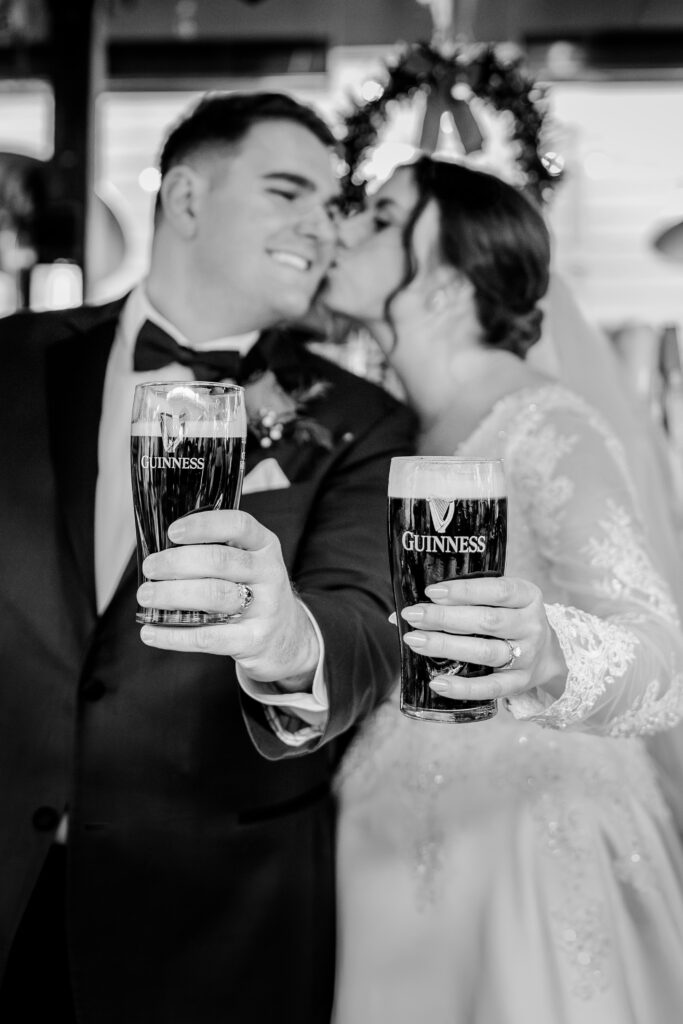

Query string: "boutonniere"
[[244, 369, 334, 450]]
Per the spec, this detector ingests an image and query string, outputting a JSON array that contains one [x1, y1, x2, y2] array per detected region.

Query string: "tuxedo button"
[[81, 677, 106, 702], [32, 806, 61, 832]]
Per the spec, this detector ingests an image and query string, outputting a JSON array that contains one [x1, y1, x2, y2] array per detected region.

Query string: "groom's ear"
[[158, 164, 205, 240]]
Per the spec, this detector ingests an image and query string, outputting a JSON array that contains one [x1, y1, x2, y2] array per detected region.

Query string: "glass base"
[[400, 701, 497, 724], [136, 608, 239, 626]]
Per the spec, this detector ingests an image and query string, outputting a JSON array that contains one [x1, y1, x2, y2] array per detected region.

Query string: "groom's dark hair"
[[158, 91, 336, 178]]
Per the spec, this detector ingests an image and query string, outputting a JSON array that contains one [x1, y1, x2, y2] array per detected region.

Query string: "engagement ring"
[[237, 584, 254, 612]]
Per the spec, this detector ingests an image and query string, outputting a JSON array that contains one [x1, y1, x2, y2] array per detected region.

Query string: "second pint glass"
[[388, 456, 507, 723], [131, 381, 247, 626]]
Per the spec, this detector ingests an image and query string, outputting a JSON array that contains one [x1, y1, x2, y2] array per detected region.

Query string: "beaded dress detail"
[[333, 385, 683, 1024]]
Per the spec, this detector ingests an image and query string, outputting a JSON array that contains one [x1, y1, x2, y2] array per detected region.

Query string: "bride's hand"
[[396, 577, 567, 702]]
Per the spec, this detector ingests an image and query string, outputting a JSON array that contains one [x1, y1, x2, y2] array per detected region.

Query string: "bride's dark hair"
[[387, 157, 551, 357]]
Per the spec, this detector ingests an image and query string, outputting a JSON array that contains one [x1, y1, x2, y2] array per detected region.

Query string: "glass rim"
[[133, 381, 245, 393], [390, 456, 504, 466]]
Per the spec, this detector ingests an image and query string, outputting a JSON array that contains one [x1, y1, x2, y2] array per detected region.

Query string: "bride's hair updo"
[[393, 157, 551, 357]]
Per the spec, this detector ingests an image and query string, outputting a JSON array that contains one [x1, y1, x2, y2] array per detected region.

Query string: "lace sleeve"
[[504, 392, 683, 736]]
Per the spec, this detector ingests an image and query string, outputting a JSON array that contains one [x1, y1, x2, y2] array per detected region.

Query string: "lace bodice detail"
[[462, 384, 683, 735]]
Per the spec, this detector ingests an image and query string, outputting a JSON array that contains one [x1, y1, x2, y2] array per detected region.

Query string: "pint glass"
[[388, 456, 507, 723], [131, 381, 247, 626]]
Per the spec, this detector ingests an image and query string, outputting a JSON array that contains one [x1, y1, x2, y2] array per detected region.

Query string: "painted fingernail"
[[425, 585, 448, 599], [168, 521, 186, 541], [401, 607, 424, 622], [403, 633, 427, 648], [140, 626, 154, 643], [138, 584, 153, 603], [388, 612, 398, 626], [429, 681, 449, 693]]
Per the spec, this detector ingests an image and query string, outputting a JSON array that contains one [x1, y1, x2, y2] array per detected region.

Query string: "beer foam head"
[[389, 457, 506, 499], [132, 382, 246, 437], [132, 420, 245, 438]]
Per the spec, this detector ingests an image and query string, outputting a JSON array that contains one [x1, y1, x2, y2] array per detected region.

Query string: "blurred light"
[[361, 142, 420, 188], [541, 151, 565, 177], [30, 261, 83, 311], [139, 167, 161, 193], [174, 0, 198, 39], [333, 156, 349, 179], [451, 83, 471, 102], [360, 80, 384, 103], [546, 41, 584, 78], [440, 111, 454, 135]]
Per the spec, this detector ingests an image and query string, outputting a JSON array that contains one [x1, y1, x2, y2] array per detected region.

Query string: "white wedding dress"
[[332, 384, 683, 1024]]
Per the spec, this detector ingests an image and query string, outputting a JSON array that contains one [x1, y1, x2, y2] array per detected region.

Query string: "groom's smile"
[[267, 248, 314, 273], [181, 118, 339, 334]]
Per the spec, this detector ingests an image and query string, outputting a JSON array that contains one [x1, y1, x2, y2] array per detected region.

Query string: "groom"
[[0, 92, 415, 1023]]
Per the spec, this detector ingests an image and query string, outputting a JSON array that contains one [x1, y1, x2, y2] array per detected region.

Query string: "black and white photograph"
[[2, 2, 683, 1022]]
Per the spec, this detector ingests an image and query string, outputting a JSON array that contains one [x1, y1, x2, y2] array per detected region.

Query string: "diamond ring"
[[500, 639, 522, 670], [237, 583, 254, 613]]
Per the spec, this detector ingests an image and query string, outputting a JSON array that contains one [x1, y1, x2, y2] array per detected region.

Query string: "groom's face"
[[190, 118, 340, 333]]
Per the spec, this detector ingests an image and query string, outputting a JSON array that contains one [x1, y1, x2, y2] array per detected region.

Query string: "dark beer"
[[131, 383, 246, 626], [388, 457, 507, 723]]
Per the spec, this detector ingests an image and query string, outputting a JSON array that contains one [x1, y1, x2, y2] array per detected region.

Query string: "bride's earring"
[[427, 287, 449, 313]]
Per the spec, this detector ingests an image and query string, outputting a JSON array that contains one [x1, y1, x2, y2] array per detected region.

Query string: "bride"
[[322, 156, 683, 1023]]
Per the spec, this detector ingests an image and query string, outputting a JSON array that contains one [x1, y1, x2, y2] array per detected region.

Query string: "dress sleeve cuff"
[[505, 602, 638, 729]]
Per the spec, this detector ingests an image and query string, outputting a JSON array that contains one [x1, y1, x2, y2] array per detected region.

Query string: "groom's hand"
[[136, 509, 320, 692]]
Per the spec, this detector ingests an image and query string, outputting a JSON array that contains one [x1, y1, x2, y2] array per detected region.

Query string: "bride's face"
[[322, 166, 421, 324]]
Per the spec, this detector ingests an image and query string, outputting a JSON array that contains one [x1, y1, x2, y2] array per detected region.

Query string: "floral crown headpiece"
[[337, 41, 564, 211]]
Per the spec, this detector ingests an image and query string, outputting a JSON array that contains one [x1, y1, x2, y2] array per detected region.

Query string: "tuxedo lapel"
[[47, 319, 117, 613]]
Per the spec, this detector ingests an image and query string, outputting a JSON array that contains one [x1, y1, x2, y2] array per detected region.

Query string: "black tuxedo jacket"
[[0, 299, 416, 1023]]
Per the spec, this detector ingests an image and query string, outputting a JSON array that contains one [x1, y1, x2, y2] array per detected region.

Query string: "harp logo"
[[428, 496, 455, 534], [161, 413, 183, 454]]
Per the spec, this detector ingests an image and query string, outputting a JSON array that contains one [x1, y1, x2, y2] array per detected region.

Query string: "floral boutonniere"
[[244, 369, 334, 450]]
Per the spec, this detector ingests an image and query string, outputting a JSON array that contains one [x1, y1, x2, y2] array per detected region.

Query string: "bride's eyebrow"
[[370, 198, 403, 219], [373, 197, 399, 213]]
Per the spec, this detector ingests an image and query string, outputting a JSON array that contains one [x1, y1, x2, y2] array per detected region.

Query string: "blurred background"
[[1, 1, 683, 353]]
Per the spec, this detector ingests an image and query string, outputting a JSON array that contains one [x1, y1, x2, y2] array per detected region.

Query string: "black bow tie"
[[133, 319, 245, 382]]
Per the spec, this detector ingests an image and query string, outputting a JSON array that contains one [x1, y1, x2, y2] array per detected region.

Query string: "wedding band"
[[237, 583, 254, 612], [500, 639, 522, 670]]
